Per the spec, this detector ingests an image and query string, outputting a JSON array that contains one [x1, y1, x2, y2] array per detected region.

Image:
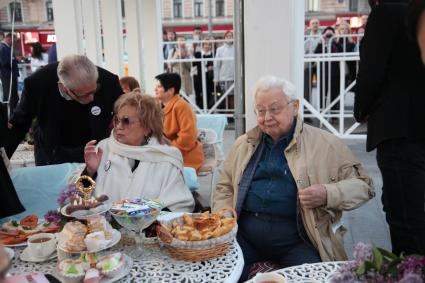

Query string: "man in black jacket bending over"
[[354, 0, 425, 255], [4, 54, 122, 165]]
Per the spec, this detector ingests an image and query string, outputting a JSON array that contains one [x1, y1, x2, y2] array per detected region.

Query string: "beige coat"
[[169, 47, 193, 95], [213, 118, 374, 261]]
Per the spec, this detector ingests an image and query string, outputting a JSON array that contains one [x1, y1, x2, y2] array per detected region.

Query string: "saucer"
[[4, 247, 14, 260], [20, 247, 57, 262]]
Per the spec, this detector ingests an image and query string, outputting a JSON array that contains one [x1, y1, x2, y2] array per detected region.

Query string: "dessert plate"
[[20, 247, 57, 262], [57, 229, 121, 254], [61, 201, 112, 219], [55, 254, 133, 283]]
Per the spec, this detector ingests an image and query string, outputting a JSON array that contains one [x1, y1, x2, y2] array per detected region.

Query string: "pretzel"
[[159, 208, 236, 242]]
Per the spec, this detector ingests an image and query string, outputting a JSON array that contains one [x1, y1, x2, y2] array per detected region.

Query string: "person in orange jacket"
[[154, 73, 204, 172]]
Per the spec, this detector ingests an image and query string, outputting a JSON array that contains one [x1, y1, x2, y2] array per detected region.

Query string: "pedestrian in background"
[[29, 42, 48, 73], [0, 32, 19, 116], [120, 76, 141, 94]]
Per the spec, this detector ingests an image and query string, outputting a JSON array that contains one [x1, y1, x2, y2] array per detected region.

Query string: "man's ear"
[[292, 99, 300, 113]]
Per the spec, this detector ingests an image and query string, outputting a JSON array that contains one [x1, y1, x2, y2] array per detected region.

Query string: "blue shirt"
[[243, 122, 297, 217]]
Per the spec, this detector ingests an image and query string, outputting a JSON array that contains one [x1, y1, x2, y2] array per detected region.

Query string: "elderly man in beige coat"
[[213, 75, 374, 281]]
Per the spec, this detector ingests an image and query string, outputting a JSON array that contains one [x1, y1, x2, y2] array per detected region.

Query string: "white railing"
[[303, 33, 365, 139], [161, 38, 235, 117]]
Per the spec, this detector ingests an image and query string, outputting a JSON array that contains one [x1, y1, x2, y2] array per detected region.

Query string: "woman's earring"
[[143, 133, 151, 145]]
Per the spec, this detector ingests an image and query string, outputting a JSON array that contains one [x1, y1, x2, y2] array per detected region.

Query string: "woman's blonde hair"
[[113, 90, 163, 141]]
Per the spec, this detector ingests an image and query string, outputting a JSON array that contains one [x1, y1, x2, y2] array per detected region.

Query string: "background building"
[[161, 0, 233, 36], [305, 0, 370, 28]]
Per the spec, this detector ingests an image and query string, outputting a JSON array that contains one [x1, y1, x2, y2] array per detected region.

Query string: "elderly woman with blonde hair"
[[82, 90, 194, 212]]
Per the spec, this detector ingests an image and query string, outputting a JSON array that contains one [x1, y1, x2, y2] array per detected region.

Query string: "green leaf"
[[356, 262, 366, 275], [364, 261, 376, 272], [11, 220, 18, 227], [387, 258, 402, 278], [373, 247, 383, 271], [377, 247, 397, 261]]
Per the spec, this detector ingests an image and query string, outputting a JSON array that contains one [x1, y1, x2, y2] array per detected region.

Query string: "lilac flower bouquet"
[[42, 184, 79, 227], [331, 242, 425, 283]]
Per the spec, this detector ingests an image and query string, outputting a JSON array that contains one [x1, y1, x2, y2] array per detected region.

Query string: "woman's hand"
[[84, 140, 103, 176]]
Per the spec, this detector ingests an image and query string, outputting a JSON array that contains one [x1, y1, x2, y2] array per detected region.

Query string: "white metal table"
[[245, 261, 345, 283], [9, 240, 244, 283]]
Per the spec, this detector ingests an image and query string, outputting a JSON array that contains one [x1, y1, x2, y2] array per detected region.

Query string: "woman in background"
[[154, 72, 204, 172], [119, 76, 141, 94], [30, 42, 48, 73]]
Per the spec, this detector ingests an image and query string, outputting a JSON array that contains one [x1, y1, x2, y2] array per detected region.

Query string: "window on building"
[[194, 0, 203, 17], [173, 0, 182, 18], [307, 0, 319, 12], [46, 0, 54, 21], [9, 2, 23, 23], [216, 0, 224, 17], [349, 0, 358, 11]]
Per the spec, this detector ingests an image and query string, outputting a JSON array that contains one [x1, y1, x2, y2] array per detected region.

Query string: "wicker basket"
[[157, 207, 237, 261]]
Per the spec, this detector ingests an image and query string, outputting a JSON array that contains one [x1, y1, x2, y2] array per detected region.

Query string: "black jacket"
[[5, 62, 123, 165], [354, 3, 425, 151], [0, 103, 25, 219]]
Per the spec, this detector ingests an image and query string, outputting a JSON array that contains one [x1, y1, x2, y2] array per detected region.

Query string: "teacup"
[[27, 233, 56, 259], [253, 272, 285, 283]]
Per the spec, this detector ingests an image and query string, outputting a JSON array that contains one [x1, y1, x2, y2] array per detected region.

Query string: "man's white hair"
[[253, 75, 297, 101], [57, 54, 98, 89]]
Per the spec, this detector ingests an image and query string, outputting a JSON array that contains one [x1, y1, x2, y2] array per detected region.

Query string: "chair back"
[[3, 163, 82, 220], [196, 114, 227, 153]]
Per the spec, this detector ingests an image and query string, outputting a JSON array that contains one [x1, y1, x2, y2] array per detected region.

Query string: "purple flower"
[[43, 210, 61, 224], [57, 185, 79, 205], [397, 256, 425, 279], [365, 271, 387, 283], [398, 272, 423, 283], [330, 261, 357, 283], [329, 273, 356, 283], [352, 242, 373, 263]]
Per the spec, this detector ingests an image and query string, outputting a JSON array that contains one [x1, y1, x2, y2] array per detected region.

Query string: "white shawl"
[[93, 134, 194, 212]]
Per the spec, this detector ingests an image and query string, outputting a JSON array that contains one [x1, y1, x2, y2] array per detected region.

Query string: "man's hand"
[[84, 140, 102, 176], [299, 184, 327, 209]]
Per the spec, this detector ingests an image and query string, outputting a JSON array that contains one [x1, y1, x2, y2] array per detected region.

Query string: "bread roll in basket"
[[157, 207, 237, 261]]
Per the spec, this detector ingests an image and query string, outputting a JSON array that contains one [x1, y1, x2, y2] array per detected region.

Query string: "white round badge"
[[91, 106, 101, 116]]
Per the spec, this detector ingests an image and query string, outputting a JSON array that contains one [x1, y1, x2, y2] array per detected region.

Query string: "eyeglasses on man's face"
[[67, 83, 101, 99], [255, 100, 294, 117], [113, 115, 141, 128]]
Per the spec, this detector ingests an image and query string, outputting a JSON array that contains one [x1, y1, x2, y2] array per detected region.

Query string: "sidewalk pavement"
[[197, 130, 391, 258]]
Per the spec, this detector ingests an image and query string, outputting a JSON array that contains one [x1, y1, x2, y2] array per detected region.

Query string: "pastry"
[[83, 268, 103, 283], [58, 258, 87, 283], [159, 208, 236, 242], [65, 194, 109, 215], [84, 231, 111, 252], [86, 215, 112, 240], [96, 252, 125, 278], [60, 221, 87, 252]]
